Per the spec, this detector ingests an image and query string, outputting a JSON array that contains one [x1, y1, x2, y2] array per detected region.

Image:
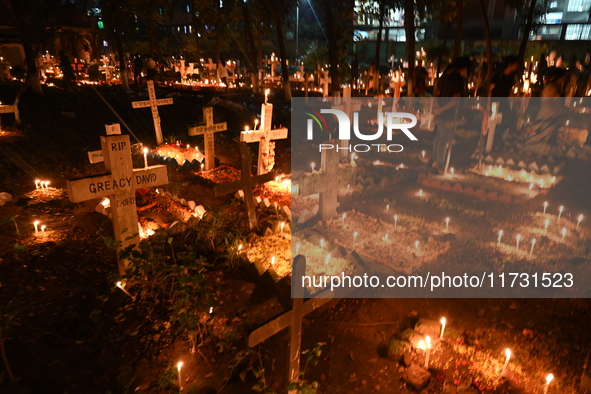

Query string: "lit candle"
[[544, 219, 549, 235], [419, 189, 423, 198], [543, 201, 548, 215], [353, 232, 358, 249], [342, 213, 346, 225], [143, 147, 149, 168], [271, 256, 275, 266], [265, 89, 270, 103], [35, 180, 40, 189], [201, 163, 204, 172], [543, 374, 554, 394], [280, 221, 285, 236], [445, 217, 450, 231], [529, 183, 534, 196], [41, 225, 46, 234], [311, 162, 315, 172], [440, 317, 446, 339], [516, 234, 521, 251], [209, 307, 213, 314], [415, 240, 419, 249], [177, 362, 183, 391], [450, 167, 455, 177], [115, 281, 134, 300], [254, 119, 259, 130], [529, 238, 536, 259], [577, 214, 583, 229], [561, 227, 567, 242], [497, 230, 503, 246], [424, 336, 431, 369], [34, 221, 39, 235], [386, 204, 389, 213], [501, 348, 511, 375], [558, 206, 563, 222], [421, 150, 425, 158], [394, 215, 398, 230], [320, 239, 325, 249], [325, 253, 331, 265], [238, 244, 243, 252], [296, 243, 300, 254]]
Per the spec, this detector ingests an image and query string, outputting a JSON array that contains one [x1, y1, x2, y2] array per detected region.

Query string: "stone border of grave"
[[148, 151, 207, 171], [417, 173, 549, 206]]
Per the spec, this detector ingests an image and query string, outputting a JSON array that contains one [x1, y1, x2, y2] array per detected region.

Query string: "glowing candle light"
[[209, 307, 213, 314], [419, 189, 423, 198], [529, 238, 536, 259], [415, 240, 419, 249], [529, 183, 534, 196], [271, 256, 275, 266], [386, 204, 389, 213], [558, 206, 563, 222], [33, 221, 39, 235], [353, 232, 358, 249], [421, 150, 425, 158], [544, 218, 550, 235], [543, 201, 548, 215], [394, 215, 398, 230], [41, 225, 46, 234], [440, 317, 446, 339], [143, 147, 149, 168], [501, 348, 511, 375], [296, 243, 300, 254], [544, 374, 554, 394], [201, 163, 204, 171], [35, 180, 40, 189], [450, 167, 455, 177], [320, 239, 325, 249], [254, 119, 259, 130], [177, 362, 184, 390], [445, 217, 450, 231], [577, 214, 583, 229], [245, 126, 249, 132], [424, 336, 431, 368], [115, 281, 134, 300], [280, 221, 285, 236], [238, 244, 243, 252], [342, 213, 346, 225], [265, 89, 270, 103], [561, 227, 567, 242], [311, 162, 315, 172], [516, 234, 521, 251], [325, 253, 331, 265]]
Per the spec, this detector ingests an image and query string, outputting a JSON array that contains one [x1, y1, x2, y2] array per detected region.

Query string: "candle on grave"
[[501, 348, 511, 375], [296, 243, 300, 254], [143, 147, 149, 168], [529, 183, 534, 196], [450, 167, 455, 177], [394, 215, 398, 230], [445, 217, 450, 231], [201, 163, 204, 172], [424, 336, 431, 368], [325, 253, 331, 265], [421, 150, 425, 158], [440, 317, 446, 339], [516, 234, 521, 251], [342, 213, 346, 225], [320, 239, 325, 249], [177, 362, 183, 390], [271, 256, 275, 266], [115, 281, 134, 300], [35, 180, 40, 189], [543, 201, 548, 215], [41, 225, 46, 234], [386, 204, 389, 213], [265, 89, 270, 104], [544, 219, 550, 235], [209, 307, 213, 314], [353, 232, 358, 249], [238, 244, 243, 252], [419, 189, 423, 198], [561, 227, 567, 242], [254, 119, 259, 131], [529, 238, 536, 259], [558, 206, 563, 222], [544, 374, 554, 394], [280, 221, 285, 236], [577, 214, 583, 229], [415, 240, 419, 249], [34, 221, 39, 235]]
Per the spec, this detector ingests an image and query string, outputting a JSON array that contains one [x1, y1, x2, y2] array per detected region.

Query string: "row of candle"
[[34, 180, 51, 190], [481, 165, 557, 188], [33, 221, 46, 235]]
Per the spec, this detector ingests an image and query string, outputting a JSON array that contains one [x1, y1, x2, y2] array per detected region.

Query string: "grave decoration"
[[131, 80, 173, 145], [67, 127, 168, 274], [240, 94, 288, 175], [188, 107, 227, 171], [148, 142, 205, 171]]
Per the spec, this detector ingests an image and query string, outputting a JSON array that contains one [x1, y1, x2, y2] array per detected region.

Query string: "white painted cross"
[[188, 107, 227, 170], [319, 70, 330, 98], [241, 102, 288, 175], [486, 102, 503, 153], [67, 131, 168, 274], [298, 148, 356, 220], [131, 80, 174, 145], [87, 124, 124, 163]]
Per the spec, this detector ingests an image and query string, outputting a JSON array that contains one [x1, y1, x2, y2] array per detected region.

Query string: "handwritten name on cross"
[[214, 142, 275, 229], [67, 133, 168, 274], [131, 80, 173, 145], [298, 148, 356, 220], [188, 107, 227, 170], [240, 102, 288, 175]]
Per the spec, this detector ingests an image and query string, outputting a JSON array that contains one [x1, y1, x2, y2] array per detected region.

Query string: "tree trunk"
[[323, 0, 341, 96], [275, 9, 292, 102], [116, 23, 129, 90], [190, 0, 201, 59], [478, 0, 493, 83], [453, 0, 463, 60], [518, 0, 537, 62], [405, 0, 415, 96], [23, 41, 42, 93], [375, 2, 385, 93], [148, 24, 160, 58]]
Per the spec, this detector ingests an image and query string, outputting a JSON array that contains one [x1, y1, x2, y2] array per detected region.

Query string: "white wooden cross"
[[241, 102, 288, 175], [486, 102, 502, 153], [67, 131, 168, 275], [87, 124, 124, 164], [131, 80, 174, 145], [214, 142, 275, 229], [188, 107, 227, 171], [298, 148, 356, 220], [319, 70, 330, 98], [420, 99, 435, 131]]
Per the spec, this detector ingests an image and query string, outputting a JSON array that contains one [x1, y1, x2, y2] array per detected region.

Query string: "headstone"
[[188, 107, 227, 170], [214, 142, 275, 229], [67, 132, 168, 274], [240, 102, 288, 175], [131, 80, 174, 145], [298, 148, 356, 220]]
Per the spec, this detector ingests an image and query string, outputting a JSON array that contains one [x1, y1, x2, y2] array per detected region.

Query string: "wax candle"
[[424, 336, 431, 368], [543, 374, 554, 394], [386, 204, 389, 213], [34, 221, 39, 235], [497, 230, 503, 246], [558, 206, 563, 222], [501, 348, 511, 375], [325, 253, 331, 265], [445, 217, 450, 231], [577, 214, 583, 229], [177, 362, 183, 390], [440, 317, 446, 339], [394, 215, 398, 231], [271, 256, 275, 266], [516, 234, 521, 251], [561, 227, 567, 242], [280, 221, 285, 236], [35, 180, 40, 189], [415, 240, 419, 249], [143, 147, 149, 168], [529, 238, 536, 259], [311, 162, 315, 172], [41, 225, 46, 234], [544, 218, 549, 235]]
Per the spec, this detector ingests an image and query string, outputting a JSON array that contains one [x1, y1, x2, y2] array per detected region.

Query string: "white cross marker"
[[188, 107, 227, 170], [131, 80, 173, 145]]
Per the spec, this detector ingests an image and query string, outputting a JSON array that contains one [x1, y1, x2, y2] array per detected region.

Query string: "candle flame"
[[505, 348, 511, 359], [177, 361, 183, 371], [546, 374, 554, 384], [441, 317, 446, 325]]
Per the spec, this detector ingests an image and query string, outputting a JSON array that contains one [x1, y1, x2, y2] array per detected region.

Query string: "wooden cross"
[[0, 103, 18, 129], [214, 142, 275, 229], [188, 107, 227, 170], [486, 102, 502, 153], [420, 99, 435, 131], [319, 70, 330, 98], [298, 148, 356, 220], [248, 256, 337, 394], [240, 102, 288, 175], [67, 132, 168, 275], [131, 80, 173, 145]]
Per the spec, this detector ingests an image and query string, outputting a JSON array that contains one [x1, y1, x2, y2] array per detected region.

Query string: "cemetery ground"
[[1, 85, 591, 393]]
